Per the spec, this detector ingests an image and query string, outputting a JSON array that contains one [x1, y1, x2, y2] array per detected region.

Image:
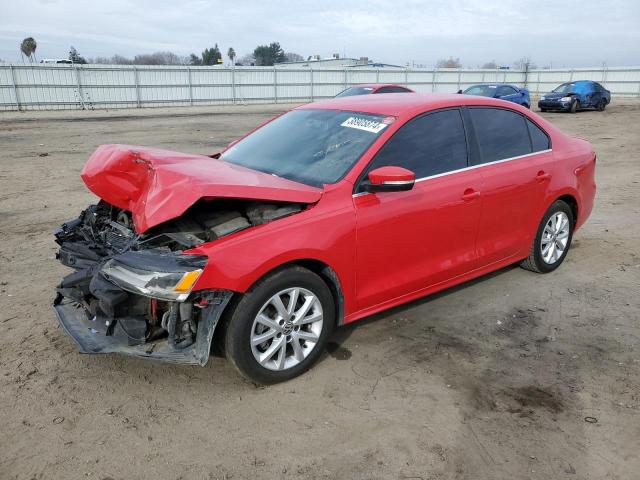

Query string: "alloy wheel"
[[250, 287, 323, 371], [540, 211, 570, 264]]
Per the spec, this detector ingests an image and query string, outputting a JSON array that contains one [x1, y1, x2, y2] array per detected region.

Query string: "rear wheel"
[[540, 107, 547, 112], [519, 200, 574, 273], [224, 266, 335, 384]]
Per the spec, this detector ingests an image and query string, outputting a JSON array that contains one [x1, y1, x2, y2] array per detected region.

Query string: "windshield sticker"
[[341, 116, 388, 134]]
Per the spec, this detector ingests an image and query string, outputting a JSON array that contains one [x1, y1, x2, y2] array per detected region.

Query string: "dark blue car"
[[538, 80, 611, 113], [459, 84, 531, 108]]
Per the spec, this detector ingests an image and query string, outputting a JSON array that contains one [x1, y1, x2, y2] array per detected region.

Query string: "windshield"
[[335, 86, 375, 97], [463, 85, 497, 97], [552, 83, 576, 94], [220, 109, 392, 187]]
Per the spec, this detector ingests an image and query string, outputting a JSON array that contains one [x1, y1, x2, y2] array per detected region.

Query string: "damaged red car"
[[54, 94, 596, 384]]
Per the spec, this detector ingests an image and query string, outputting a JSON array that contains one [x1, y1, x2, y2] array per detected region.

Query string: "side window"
[[469, 107, 532, 163], [497, 86, 517, 96], [527, 119, 550, 152], [375, 86, 411, 93], [363, 109, 467, 183]]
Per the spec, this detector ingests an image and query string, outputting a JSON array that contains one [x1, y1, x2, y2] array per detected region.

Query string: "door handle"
[[461, 189, 480, 201], [536, 171, 551, 182]]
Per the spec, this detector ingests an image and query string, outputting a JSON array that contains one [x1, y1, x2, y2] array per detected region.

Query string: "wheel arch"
[[556, 193, 578, 224], [241, 258, 346, 327]]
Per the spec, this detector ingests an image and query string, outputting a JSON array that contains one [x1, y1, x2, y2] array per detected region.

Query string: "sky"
[[1, 0, 639, 67]]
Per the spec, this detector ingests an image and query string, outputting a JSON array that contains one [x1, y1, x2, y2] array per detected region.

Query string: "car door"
[[353, 108, 483, 311], [584, 83, 600, 107], [467, 107, 555, 266]]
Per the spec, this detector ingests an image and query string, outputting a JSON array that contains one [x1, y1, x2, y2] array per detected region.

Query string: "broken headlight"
[[101, 251, 208, 302]]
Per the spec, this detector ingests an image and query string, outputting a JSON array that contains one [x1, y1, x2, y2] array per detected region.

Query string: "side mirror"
[[457, 89, 463, 94], [363, 166, 416, 193]]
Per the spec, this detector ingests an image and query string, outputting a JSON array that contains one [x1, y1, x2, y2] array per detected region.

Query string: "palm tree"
[[20, 37, 37, 63], [227, 47, 236, 66]]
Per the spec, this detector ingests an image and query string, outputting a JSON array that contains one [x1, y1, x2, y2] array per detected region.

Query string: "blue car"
[[459, 84, 531, 108], [538, 80, 611, 113]]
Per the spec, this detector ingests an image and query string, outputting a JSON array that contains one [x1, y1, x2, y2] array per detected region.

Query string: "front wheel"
[[569, 99, 579, 113], [597, 100, 606, 111], [224, 266, 335, 384], [520, 200, 574, 273]]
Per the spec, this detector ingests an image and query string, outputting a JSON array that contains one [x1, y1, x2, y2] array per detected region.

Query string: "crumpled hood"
[[81, 144, 323, 233]]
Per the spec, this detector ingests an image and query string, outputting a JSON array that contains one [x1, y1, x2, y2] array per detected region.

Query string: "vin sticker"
[[341, 117, 388, 133]]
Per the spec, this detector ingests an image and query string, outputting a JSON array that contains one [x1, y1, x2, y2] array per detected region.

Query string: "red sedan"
[[335, 83, 414, 97], [54, 94, 596, 384]]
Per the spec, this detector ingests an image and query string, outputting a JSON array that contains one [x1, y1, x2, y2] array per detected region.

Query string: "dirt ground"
[[1, 99, 639, 480]]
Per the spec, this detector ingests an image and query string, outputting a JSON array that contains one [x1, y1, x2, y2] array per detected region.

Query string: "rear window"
[[335, 87, 374, 97], [469, 108, 531, 163], [375, 86, 411, 93]]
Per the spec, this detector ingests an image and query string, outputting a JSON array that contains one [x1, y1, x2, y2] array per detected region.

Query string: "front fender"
[[187, 203, 358, 314]]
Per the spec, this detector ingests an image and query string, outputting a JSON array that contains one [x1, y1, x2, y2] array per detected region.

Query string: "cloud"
[[0, 0, 638, 66]]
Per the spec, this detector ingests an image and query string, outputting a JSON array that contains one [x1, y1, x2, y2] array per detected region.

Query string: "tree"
[[236, 53, 255, 66], [111, 55, 133, 65], [253, 42, 286, 66], [513, 56, 537, 70], [436, 57, 461, 68], [481, 60, 497, 69], [227, 47, 236, 65], [284, 52, 304, 63], [69, 46, 87, 64], [189, 53, 203, 66], [202, 44, 222, 65], [20, 37, 37, 63], [133, 51, 184, 65]]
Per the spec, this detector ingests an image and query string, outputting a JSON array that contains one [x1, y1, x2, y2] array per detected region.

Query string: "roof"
[[297, 93, 528, 117], [346, 83, 411, 89], [468, 83, 523, 88]]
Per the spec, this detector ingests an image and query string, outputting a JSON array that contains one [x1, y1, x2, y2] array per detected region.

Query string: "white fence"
[[1, 64, 639, 111]]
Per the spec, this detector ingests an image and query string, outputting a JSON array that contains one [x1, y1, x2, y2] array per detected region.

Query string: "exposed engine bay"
[[53, 198, 304, 365]]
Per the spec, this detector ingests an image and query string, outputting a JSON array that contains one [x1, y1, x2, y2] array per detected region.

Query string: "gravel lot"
[[1, 100, 639, 480]]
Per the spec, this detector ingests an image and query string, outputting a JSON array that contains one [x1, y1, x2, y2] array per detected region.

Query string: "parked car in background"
[[53, 94, 596, 384], [459, 84, 531, 108], [538, 80, 610, 113], [335, 84, 414, 97]]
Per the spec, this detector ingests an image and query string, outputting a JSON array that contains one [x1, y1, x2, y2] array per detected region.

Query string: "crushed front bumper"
[[52, 204, 233, 366], [53, 290, 232, 365], [538, 100, 571, 111]]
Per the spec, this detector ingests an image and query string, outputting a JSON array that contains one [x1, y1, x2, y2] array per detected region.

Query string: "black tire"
[[597, 100, 606, 111], [519, 200, 574, 273], [569, 99, 578, 113], [523, 103, 530, 109], [540, 107, 547, 112], [223, 266, 335, 384]]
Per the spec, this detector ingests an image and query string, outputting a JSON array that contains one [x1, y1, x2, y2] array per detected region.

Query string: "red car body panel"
[[83, 94, 596, 327], [81, 144, 322, 233]]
